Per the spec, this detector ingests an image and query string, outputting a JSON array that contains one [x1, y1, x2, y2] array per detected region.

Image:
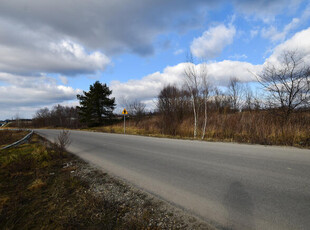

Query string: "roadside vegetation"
[[0, 130, 29, 148], [0, 133, 213, 229], [88, 110, 310, 147], [10, 50, 310, 148]]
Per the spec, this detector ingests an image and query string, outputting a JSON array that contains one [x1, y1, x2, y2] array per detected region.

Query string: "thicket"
[[99, 109, 309, 147], [31, 104, 81, 128], [153, 50, 310, 147]]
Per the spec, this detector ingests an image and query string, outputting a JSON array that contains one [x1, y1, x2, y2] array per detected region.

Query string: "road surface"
[[35, 129, 310, 230]]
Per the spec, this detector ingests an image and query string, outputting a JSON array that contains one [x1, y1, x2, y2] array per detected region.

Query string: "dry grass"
[[0, 130, 29, 147], [0, 135, 140, 229], [201, 111, 310, 147], [27, 179, 47, 191], [92, 111, 310, 148], [89, 116, 161, 136], [0, 196, 9, 213], [0, 134, 212, 229]]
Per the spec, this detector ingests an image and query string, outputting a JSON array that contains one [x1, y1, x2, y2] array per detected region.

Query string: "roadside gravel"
[[71, 156, 216, 230]]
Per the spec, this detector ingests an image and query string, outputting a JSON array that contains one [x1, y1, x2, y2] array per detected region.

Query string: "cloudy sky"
[[1, 0, 310, 119]]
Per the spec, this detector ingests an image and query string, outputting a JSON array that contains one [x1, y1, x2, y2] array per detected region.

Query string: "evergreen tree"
[[77, 81, 115, 126]]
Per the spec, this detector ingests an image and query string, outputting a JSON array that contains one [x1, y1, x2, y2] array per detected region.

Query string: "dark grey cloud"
[[233, 0, 302, 20], [0, 0, 302, 76], [1, 0, 295, 54], [0, 0, 212, 76], [0, 0, 210, 56], [0, 17, 110, 76]]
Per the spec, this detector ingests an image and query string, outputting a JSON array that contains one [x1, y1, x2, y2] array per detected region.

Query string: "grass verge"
[[0, 130, 29, 148], [0, 134, 214, 229]]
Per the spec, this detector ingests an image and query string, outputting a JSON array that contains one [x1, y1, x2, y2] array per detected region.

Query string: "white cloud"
[[174, 49, 184, 55], [49, 40, 110, 69], [110, 63, 186, 106], [233, 0, 302, 22], [0, 0, 305, 78], [207, 61, 260, 83], [261, 18, 300, 42], [261, 4, 310, 42], [0, 38, 110, 76], [2, 26, 309, 119], [266, 27, 310, 66], [250, 29, 259, 38], [0, 0, 308, 119], [111, 27, 310, 111], [261, 26, 279, 41], [229, 54, 248, 60], [190, 24, 236, 59], [111, 60, 260, 110], [0, 73, 81, 119], [0, 0, 213, 57], [0, 0, 304, 68], [59, 76, 69, 85]]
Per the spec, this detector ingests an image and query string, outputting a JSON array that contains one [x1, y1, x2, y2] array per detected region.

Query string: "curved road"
[[35, 129, 310, 230]]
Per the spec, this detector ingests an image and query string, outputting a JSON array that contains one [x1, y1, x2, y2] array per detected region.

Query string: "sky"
[[0, 0, 310, 120]]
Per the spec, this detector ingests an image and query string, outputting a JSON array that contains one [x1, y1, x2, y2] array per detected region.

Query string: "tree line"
[[29, 50, 309, 145], [31, 81, 115, 128], [157, 50, 310, 139], [32, 105, 81, 128]]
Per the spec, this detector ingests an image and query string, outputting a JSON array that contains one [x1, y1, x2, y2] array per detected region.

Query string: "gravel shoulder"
[[0, 134, 215, 229], [70, 154, 215, 229]]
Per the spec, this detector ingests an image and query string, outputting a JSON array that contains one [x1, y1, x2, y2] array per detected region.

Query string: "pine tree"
[[77, 81, 115, 126]]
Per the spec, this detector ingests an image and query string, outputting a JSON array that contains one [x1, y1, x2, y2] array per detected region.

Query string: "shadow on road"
[[223, 181, 255, 230]]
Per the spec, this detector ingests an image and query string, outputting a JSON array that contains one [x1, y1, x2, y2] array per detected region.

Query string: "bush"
[[52, 130, 71, 156]]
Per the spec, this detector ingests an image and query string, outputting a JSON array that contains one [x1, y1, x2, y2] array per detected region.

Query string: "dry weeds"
[[0, 134, 215, 230]]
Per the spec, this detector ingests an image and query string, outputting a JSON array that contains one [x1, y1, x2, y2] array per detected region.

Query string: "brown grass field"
[[90, 111, 310, 148]]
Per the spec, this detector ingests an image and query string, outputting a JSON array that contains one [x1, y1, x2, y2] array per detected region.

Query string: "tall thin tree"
[[184, 54, 209, 139]]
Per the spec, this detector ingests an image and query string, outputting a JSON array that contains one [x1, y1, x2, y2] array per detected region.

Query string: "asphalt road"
[[35, 129, 310, 230]]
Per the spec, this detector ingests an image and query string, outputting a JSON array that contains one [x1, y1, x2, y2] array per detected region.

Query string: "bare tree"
[[33, 105, 80, 128], [53, 130, 71, 156], [253, 91, 262, 111], [33, 107, 50, 127], [184, 55, 210, 139], [127, 100, 146, 124], [14, 113, 21, 129], [201, 70, 210, 139], [227, 77, 244, 111], [210, 87, 231, 113], [255, 50, 310, 120], [243, 84, 253, 111], [128, 100, 146, 116], [157, 85, 189, 135], [245, 87, 263, 111]]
